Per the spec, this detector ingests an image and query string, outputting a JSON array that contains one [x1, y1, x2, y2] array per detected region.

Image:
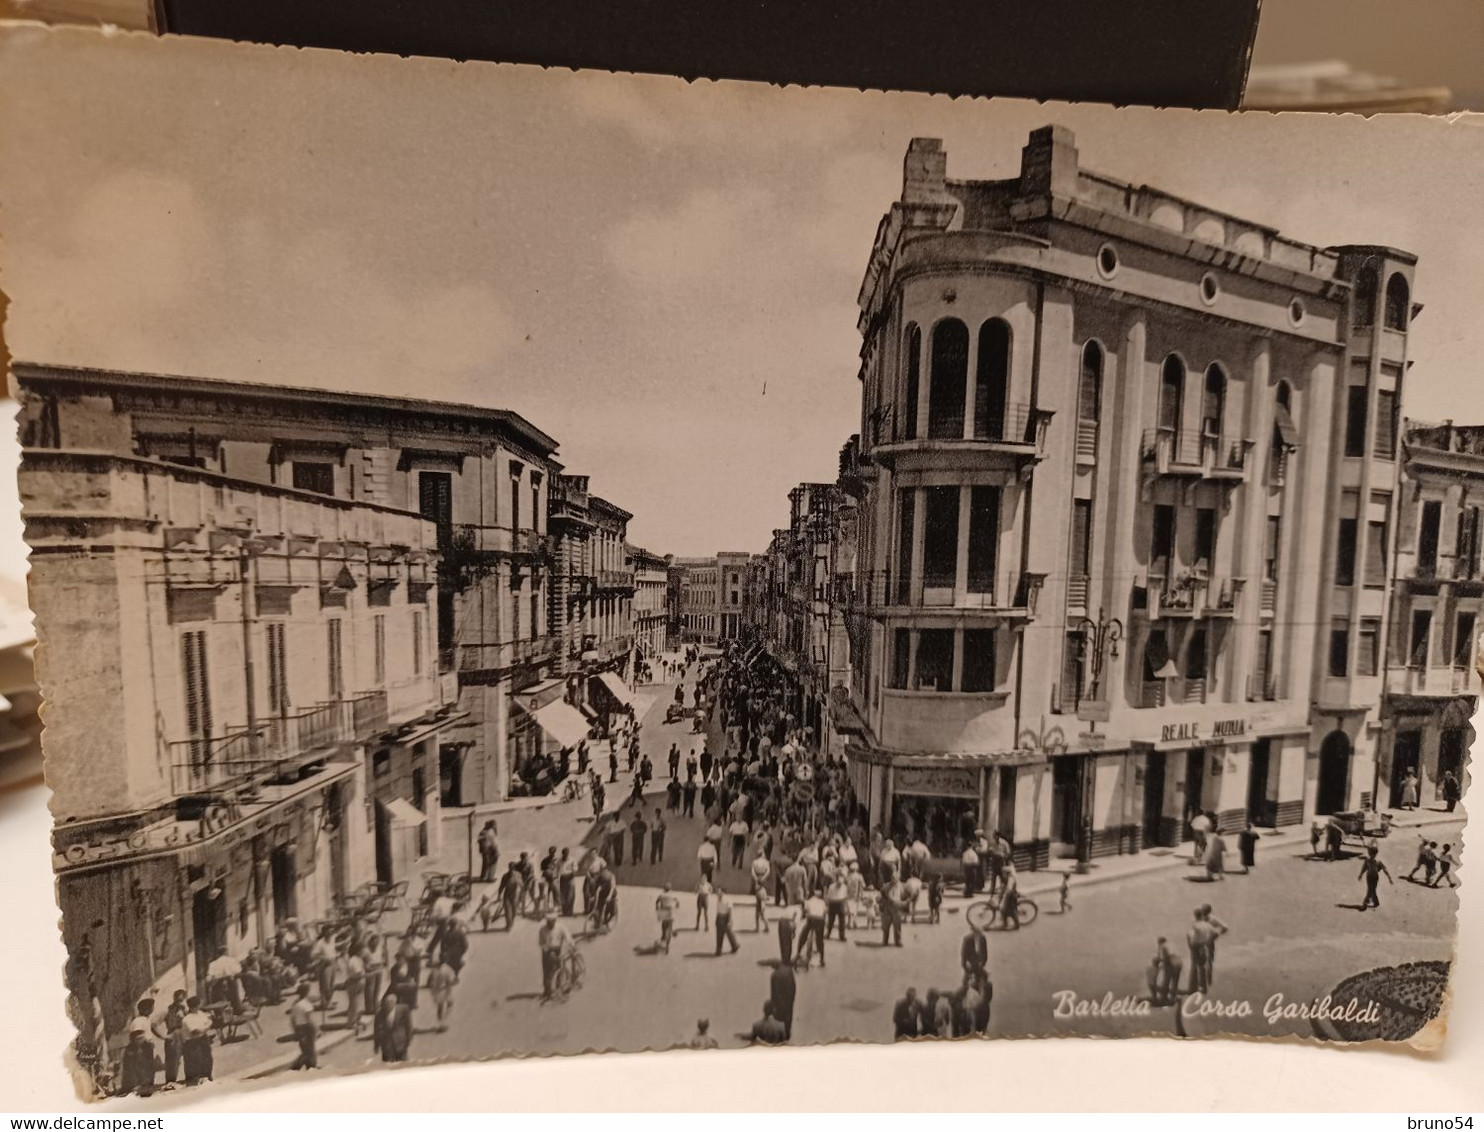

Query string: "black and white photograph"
[[0, 25, 1477, 1104]]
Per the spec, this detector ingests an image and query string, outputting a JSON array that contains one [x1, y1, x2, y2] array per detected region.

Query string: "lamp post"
[[1069, 609, 1123, 874]]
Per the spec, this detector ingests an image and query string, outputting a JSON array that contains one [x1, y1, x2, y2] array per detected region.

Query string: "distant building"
[[628, 545, 671, 660], [716, 551, 751, 641], [675, 556, 719, 643], [1378, 421, 1482, 808]]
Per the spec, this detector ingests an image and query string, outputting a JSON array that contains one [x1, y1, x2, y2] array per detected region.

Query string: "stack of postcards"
[[1243, 60, 1453, 113]]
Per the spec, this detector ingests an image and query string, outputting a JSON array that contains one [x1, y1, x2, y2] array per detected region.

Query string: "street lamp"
[[1071, 608, 1124, 708]]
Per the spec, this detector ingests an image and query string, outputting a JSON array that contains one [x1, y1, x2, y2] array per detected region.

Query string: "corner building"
[[845, 126, 1418, 866]]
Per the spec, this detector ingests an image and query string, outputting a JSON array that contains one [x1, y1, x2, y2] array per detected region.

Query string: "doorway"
[[269, 844, 296, 926], [996, 766, 1017, 841], [374, 801, 393, 885], [1182, 749, 1206, 839], [1142, 752, 1167, 846], [191, 885, 227, 999], [1439, 729, 1466, 802], [1389, 731, 1422, 809], [1247, 739, 1273, 826], [1317, 730, 1352, 815], [1052, 756, 1082, 846]]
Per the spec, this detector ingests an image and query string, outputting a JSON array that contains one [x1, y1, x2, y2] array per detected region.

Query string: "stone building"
[[15, 365, 560, 808], [839, 126, 1420, 865], [628, 545, 671, 660], [716, 551, 751, 642], [675, 556, 720, 643], [1377, 420, 1482, 808], [21, 439, 459, 1038]]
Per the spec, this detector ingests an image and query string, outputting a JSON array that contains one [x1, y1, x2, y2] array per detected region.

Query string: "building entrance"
[[1142, 752, 1167, 846], [1317, 730, 1351, 815], [1247, 738, 1273, 826], [1389, 731, 1422, 809], [1182, 748, 1206, 839], [191, 884, 227, 998], [269, 844, 297, 924]]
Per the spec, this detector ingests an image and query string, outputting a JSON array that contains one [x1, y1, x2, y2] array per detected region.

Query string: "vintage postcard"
[[0, 24, 1476, 1102]]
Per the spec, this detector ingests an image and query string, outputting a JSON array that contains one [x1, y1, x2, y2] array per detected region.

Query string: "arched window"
[[1384, 273, 1411, 331], [1159, 355, 1184, 434], [1275, 380, 1292, 412], [1352, 264, 1378, 328], [974, 319, 1011, 440], [928, 318, 969, 440], [903, 324, 922, 440], [1271, 379, 1298, 484], [1202, 364, 1226, 440], [1079, 341, 1103, 423]]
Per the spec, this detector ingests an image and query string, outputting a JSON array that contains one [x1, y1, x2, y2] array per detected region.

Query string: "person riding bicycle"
[[538, 913, 575, 1000], [999, 865, 1022, 931], [591, 865, 619, 930]]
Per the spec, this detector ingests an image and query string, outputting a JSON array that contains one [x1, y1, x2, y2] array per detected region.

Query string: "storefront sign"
[[894, 766, 980, 798], [1159, 718, 1247, 745], [1075, 732, 1107, 749]]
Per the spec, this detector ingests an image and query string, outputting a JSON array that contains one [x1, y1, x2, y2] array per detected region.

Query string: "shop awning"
[[596, 670, 635, 707], [1274, 404, 1300, 449], [526, 700, 591, 748], [630, 693, 657, 722], [380, 797, 427, 827]]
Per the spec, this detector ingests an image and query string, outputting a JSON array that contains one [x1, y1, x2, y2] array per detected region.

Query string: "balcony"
[[1205, 577, 1245, 618], [452, 523, 551, 561], [852, 569, 1045, 622], [1146, 575, 1201, 619], [1386, 663, 1478, 698], [596, 569, 634, 591], [170, 691, 388, 796], [868, 402, 1055, 478], [1140, 428, 1255, 501], [453, 636, 561, 685]]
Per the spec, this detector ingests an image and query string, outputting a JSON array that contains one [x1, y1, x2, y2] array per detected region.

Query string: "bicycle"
[[966, 891, 1039, 931], [585, 893, 619, 935], [561, 776, 588, 803], [550, 947, 586, 1000]]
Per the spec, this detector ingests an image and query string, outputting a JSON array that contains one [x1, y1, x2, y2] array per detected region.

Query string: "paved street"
[[237, 647, 1463, 1078]]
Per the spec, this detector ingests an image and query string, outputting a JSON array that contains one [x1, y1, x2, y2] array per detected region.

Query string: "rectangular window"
[[327, 619, 344, 699], [962, 629, 996, 693], [922, 486, 960, 590], [1418, 500, 1442, 575], [509, 464, 523, 531], [292, 461, 335, 496], [1344, 386, 1367, 458], [266, 622, 288, 716], [1194, 507, 1216, 572], [1252, 629, 1273, 700], [1151, 505, 1176, 578], [1336, 519, 1358, 587], [530, 584, 541, 641], [1365, 519, 1388, 587], [1455, 613, 1477, 668], [914, 629, 954, 692], [530, 473, 542, 535], [1060, 630, 1082, 708], [1264, 516, 1281, 582], [895, 491, 916, 604], [1457, 506, 1481, 577], [418, 471, 454, 547], [182, 630, 212, 741], [890, 628, 910, 689], [373, 614, 386, 685], [412, 610, 424, 676], [1373, 389, 1397, 460], [1069, 499, 1092, 578], [1359, 618, 1381, 677], [1328, 625, 1349, 678], [1410, 610, 1433, 668], [967, 486, 1000, 594]]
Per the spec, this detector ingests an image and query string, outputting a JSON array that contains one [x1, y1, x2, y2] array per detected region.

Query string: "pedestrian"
[[801, 890, 828, 968], [655, 883, 681, 954], [999, 865, 1022, 931], [362, 934, 386, 1018], [178, 996, 213, 1085], [892, 987, 920, 1040], [651, 808, 667, 864], [1190, 810, 1212, 863], [538, 913, 574, 1000], [1058, 871, 1072, 914], [498, 863, 521, 929], [714, 886, 741, 955], [1205, 827, 1227, 882], [607, 814, 627, 868], [120, 1016, 156, 1097], [769, 961, 798, 1040], [1431, 843, 1460, 888], [666, 777, 682, 813], [880, 876, 905, 947], [1442, 770, 1461, 813], [1325, 818, 1344, 862], [1309, 819, 1325, 859], [1186, 910, 1220, 994], [343, 946, 366, 1035], [1407, 838, 1437, 883], [310, 928, 337, 1020], [688, 1018, 719, 1050], [477, 819, 500, 882], [427, 960, 456, 1032], [630, 809, 648, 864], [776, 906, 797, 966], [700, 748, 714, 783], [826, 869, 850, 939], [697, 836, 718, 882], [729, 815, 750, 868], [686, 753, 698, 782], [153, 990, 187, 1088], [373, 991, 412, 1063], [696, 875, 714, 932], [609, 747, 619, 784], [439, 919, 468, 982], [669, 743, 681, 780], [748, 1001, 787, 1045], [558, 848, 577, 915], [783, 857, 808, 906], [682, 778, 697, 818], [1238, 823, 1259, 873], [1358, 845, 1393, 909], [961, 922, 988, 979], [287, 982, 318, 1071], [1400, 770, 1420, 811], [1148, 937, 1183, 1005]]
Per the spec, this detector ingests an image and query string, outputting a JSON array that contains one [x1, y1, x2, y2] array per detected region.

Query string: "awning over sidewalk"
[[524, 700, 591, 748], [596, 670, 635, 707], [380, 797, 427, 827]]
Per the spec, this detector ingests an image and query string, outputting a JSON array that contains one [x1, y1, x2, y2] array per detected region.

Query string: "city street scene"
[[2, 33, 1478, 1101]]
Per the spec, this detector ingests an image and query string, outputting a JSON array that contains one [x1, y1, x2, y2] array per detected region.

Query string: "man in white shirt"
[[538, 914, 575, 998], [655, 883, 681, 954], [697, 837, 719, 882]]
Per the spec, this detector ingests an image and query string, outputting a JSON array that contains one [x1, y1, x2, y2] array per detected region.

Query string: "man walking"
[[373, 991, 412, 1063], [880, 876, 905, 947], [961, 837, 982, 898], [630, 809, 648, 865], [1359, 846, 1393, 909], [682, 777, 698, 818], [1237, 822, 1259, 873], [713, 886, 741, 955], [769, 961, 798, 1040], [1442, 770, 1461, 813], [287, 982, 318, 1071], [669, 743, 681, 780], [477, 820, 500, 883], [960, 923, 988, 980], [825, 869, 849, 942], [539, 913, 574, 1000], [1431, 843, 1459, 888], [655, 883, 681, 954], [651, 808, 667, 864]]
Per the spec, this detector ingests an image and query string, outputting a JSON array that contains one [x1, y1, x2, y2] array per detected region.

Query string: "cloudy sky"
[[2, 27, 1483, 555]]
